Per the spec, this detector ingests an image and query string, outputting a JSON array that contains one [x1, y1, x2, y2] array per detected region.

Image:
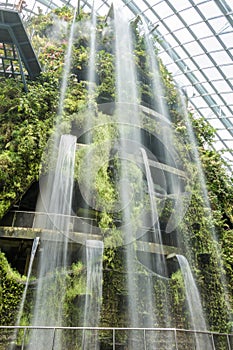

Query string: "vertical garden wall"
[[0, 6, 233, 347]]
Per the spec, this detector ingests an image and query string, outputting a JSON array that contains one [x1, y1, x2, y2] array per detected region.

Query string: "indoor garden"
[[0, 3, 233, 350]]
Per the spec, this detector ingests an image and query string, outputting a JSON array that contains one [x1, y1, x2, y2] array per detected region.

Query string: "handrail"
[[0, 325, 232, 350], [1, 210, 169, 236], [7, 210, 97, 222], [0, 210, 100, 234], [0, 325, 232, 335]]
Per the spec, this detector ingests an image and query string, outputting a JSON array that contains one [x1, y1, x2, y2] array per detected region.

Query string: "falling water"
[[57, 1, 80, 119], [140, 147, 165, 271], [179, 93, 232, 326], [114, 5, 142, 331], [16, 237, 40, 326], [87, 0, 97, 106], [177, 255, 212, 350], [80, 0, 98, 230], [141, 16, 173, 163], [113, 3, 141, 134], [113, 6, 174, 344], [82, 240, 104, 350], [140, 147, 174, 349], [142, 19, 187, 234], [9, 237, 40, 350], [28, 134, 77, 350], [141, 18, 169, 120]]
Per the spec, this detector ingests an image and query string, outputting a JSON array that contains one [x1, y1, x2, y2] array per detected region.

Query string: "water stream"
[[140, 147, 165, 269], [114, 5, 142, 331], [177, 255, 212, 350], [140, 147, 174, 349], [80, 0, 98, 230], [82, 240, 104, 350], [179, 93, 232, 322], [28, 134, 77, 350], [18, 237, 40, 326], [9, 237, 40, 350], [57, 1, 80, 119]]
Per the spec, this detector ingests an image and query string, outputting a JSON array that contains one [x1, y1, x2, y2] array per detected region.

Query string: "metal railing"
[[0, 210, 101, 236], [0, 326, 232, 350]]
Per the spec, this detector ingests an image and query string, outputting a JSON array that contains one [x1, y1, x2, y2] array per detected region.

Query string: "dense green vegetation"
[[0, 73, 58, 217], [0, 6, 233, 348]]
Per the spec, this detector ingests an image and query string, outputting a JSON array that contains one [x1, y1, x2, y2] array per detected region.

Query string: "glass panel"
[[207, 118, 225, 129], [183, 41, 204, 55], [208, 17, 229, 34], [134, 0, 149, 12], [217, 129, 232, 139], [202, 67, 222, 80], [158, 52, 175, 66], [219, 31, 233, 47], [214, 140, 227, 150], [190, 22, 213, 38], [173, 45, 188, 59], [207, 94, 223, 106], [96, 1, 111, 15], [179, 7, 203, 24], [212, 79, 231, 92], [198, 1, 223, 19], [153, 1, 174, 18], [211, 50, 232, 65], [201, 36, 223, 51], [221, 92, 233, 104], [157, 25, 170, 37], [174, 27, 194, 43], [163, 33, 180, 48], [191, 53, 213, 68], [220, 65, 233, 77], [225, 140, 233, 148], [191, 95, 209, 108], [195, 81, 215, 94], [182, 58, 198, 71], [172, 0, 192, 12], [166, 14, 184, 31]]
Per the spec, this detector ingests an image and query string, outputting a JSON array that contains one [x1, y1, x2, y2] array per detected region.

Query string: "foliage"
[[0, 251, 25, 325], [221, 230, 233, 306], [0, 73, 58, 218], [96, 50, 115, 104], [0, 6, 232, 340], [73, 110, 121, 252]]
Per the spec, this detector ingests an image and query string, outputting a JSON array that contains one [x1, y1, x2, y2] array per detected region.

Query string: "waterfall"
[[81, 0, 98, 227], [17, 237, 40, 326], [179, 92, 232, 322], [28, 134, 77, 350], [140, 147, 174, 348], [177, 255, 213, 350], [113, 5, 142, 331], [57, 1, 80, 119], [82, 240, 104, 350], [9, 237, 40, 350], [140, 146, 163, 328], [142, 18, 187, 234], [87, 1, 97, 104], [13, 5, 226, 350], [140, 147, 165, 269]]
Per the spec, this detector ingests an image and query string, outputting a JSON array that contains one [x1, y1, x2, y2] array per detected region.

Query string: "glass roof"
[[1, 0, 233, 169]]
